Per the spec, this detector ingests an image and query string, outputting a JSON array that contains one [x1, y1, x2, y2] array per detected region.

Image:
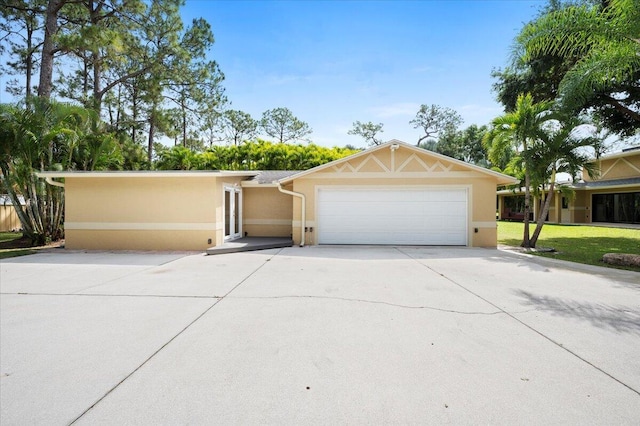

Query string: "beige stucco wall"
[[571, 191, 588, 223], [65, 176, 237, 250], [242, 186, 293, 237], [585, 152, 640, 181], [288, 147, 502, 247], [0, 205, 21, 232]]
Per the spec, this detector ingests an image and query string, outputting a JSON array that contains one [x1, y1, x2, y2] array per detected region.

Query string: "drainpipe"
[[277, 182, 305, 247], [45, 177, 65, 188]]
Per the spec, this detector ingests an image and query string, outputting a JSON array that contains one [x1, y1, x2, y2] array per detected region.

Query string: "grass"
[[0, 231, 22, 243], [497, 221, 640, 271], [0, 232, 37, 259]]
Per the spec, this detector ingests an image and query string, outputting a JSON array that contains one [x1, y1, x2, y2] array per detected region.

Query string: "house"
[[38, 140, 518, 250], [497, 147, 640, 225], [0, 195, 25, 232]]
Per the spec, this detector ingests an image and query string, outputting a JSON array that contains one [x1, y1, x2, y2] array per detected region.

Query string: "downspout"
[[45, 176, 65, 188], [277, 182, 305, 247]]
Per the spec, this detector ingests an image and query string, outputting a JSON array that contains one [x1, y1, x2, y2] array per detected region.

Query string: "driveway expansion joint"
[[1, 292, 220, 299], [395, 247, 640, 398], [67, 248, 284, 425]]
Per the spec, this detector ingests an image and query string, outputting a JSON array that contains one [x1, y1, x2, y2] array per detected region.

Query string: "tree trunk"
[[38, 0, 64, 99], [148, 113, 155, 164], [131, 85, 139, 143], [521, 168, 532, 248], [0, 163, 35, 238], [182, 107, 187, 147], [25, 22, 34, 100], [92, 52, 102, 111], [530, 170, 557, 247]]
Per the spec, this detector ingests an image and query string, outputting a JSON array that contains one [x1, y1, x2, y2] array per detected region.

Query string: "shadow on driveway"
[[514, 290, 640, 336]]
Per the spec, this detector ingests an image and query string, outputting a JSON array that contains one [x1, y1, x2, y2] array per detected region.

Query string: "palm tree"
[[517, 0, 640, 126], [0, 99, 116, 245], [526, 117, 599, 247], [484, 93, 553, 248]]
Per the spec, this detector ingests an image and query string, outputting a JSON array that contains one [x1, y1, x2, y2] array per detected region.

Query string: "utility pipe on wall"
[[277, 183, 305, 247], [45, 177, 65, 188]]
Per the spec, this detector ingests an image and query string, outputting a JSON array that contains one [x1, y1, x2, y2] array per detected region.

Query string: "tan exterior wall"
[[60, 144, 512, 250], [566, 191, 588, 223], [242, 187, 293, 237], [289, 146, 502, 247], [585, 152, 640, 181], [0, 205, 21, 232], [65, 176, 223, 250]]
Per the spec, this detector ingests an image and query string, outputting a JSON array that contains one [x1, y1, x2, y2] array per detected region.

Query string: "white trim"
[[37, 171, 258, 179], [223, 184, 243, 241], [314, 184, 472, 191], [244, 219, 292, 226], [65, 222, 219, 231], [240, 182, 280, 188], [297, 171, 487, 179]]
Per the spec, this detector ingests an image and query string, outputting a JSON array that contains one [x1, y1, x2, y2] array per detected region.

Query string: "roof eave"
[[279, 139, 518, 184], [36, 170, 260, 178]]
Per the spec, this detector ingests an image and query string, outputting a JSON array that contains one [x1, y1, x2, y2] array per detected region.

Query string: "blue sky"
[[183, 0, 546, 147]]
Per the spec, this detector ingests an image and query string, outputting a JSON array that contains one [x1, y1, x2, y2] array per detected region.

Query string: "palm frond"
[[559, 41, 640, 109]]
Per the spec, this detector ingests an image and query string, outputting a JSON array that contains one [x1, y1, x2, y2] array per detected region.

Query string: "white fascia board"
[[240, 181, 280, 188], [36, 171, 259, 179]]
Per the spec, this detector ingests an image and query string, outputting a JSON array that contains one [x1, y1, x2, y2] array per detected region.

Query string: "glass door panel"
[[224, 186, 242, 240]]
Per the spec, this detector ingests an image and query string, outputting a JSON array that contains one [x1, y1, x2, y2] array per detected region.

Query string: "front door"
[[224, 186, 242, 240]]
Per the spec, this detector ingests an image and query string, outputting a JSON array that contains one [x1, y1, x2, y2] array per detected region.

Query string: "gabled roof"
[[278, 139, 519, 185]]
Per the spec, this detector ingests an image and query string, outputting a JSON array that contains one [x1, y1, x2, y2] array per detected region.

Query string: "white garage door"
[[317, 188, 468, 245]]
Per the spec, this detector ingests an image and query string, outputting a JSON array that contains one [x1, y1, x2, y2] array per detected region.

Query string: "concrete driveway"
[[1, 247, 639, 425]]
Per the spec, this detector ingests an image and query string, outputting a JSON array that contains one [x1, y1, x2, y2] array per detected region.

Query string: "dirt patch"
[[0, 236, 64, 251], [0, 236, 35, 249]]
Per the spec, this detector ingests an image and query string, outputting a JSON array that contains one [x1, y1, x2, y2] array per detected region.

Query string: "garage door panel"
[[317, 188, 468, 245]]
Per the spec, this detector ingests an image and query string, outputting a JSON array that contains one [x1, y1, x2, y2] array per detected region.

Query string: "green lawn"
[[497, 221, 640, 271], [0, 231, 22, 243]]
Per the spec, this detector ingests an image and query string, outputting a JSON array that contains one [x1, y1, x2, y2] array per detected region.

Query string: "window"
[[592, 192, 640, 224]]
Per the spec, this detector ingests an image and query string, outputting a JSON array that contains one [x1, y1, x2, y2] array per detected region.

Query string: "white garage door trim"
[[316, 186, 469, 246]]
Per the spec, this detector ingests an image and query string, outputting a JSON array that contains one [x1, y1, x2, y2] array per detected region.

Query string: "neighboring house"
[[0, 195, 25, 232], [38, 140, 517, 250], [497, 147, 640, 225]]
